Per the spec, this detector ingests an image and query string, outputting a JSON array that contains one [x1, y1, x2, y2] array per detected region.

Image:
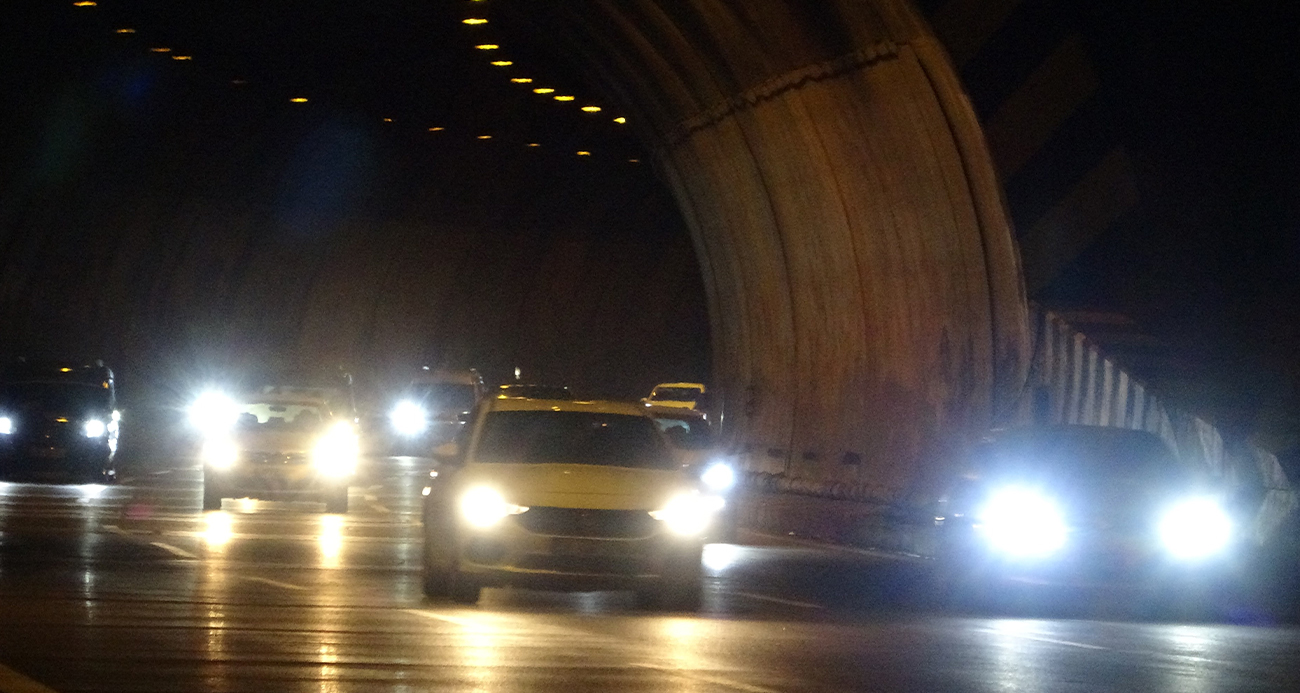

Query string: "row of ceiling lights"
[[70, 1, 640, 162]]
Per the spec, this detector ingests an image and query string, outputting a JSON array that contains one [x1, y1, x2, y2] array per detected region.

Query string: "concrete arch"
[[519, 0, 1030, 498]]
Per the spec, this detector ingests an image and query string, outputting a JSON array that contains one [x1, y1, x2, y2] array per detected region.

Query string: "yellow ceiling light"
[[171, 55, 193, 61], [428, 127, 445, 132], [383, 117, 393, 123], [490, 60, 513, 67], [577, 151, 592, 156], [475, 44, 499, 50], [628, 158, 640, 163], [149, 47, 171, 53], [115, 28, 136, 34], [511, 77, 533, 83], [554, 95, 575, 102], [463, 18, 488, 25], [477, 135, 492, 139], [581, 106, 601, 112], [73, 1, 97, 6], [614, 116, 627, 124], [526, 143, 540, 147], [533, 87, 555, 94], [290, 97, 309, 103]]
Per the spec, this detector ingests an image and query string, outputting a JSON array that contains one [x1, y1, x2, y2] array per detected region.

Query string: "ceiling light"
[[577, 151, 592, 156], [490, 60, 513, 67], [511, 78, 533, 83], [290, 97, 308, 103], [554, 95, 575, 102], [581, 106, 601, 112], [115, 28, 136, 34], [614, 117, 627, 124], [463, 18, 488, 25], [171, 55, 192, 61], [383, 118, 393, 123], [428, 127, 445, 132], [149, 47, 171, 53], [476, 44, 499, 50], [477, 135, 492, 139], [533, 87, 555, 94], [73, 1, 96, 6], [629, 158, 640, 163], [526, 143, 540, 147]]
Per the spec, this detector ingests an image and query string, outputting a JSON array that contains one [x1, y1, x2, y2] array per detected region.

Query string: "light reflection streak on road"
[[319, 514, 344, 568]]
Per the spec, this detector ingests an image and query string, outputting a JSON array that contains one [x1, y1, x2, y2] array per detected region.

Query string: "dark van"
[[0, 361, 119, 483]]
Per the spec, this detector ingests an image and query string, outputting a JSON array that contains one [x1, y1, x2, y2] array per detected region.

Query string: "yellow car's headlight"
[[313, 422, 359, 477], [650, 491, 724, 536], [200, 439, 239, 470], [459, 486, 529, 528]]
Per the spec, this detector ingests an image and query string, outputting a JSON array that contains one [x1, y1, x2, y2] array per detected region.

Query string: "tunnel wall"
[[527, 0, 1030, 502]]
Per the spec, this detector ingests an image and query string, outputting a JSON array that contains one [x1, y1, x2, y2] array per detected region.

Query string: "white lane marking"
[[631, 663, 786, 693], [242, 576, 308, 591], [369, 503, 392, 514], [149, 541, 198, 559], [732, 591, 825, 610], [978, 629, 1109, 651], [0, 662, 61, 693]]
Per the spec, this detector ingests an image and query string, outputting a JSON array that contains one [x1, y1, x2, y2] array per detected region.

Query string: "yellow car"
[[421, 397, 721, 609]]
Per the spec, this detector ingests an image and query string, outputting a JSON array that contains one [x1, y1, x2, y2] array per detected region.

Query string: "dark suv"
[[0, 361, 119, 483]]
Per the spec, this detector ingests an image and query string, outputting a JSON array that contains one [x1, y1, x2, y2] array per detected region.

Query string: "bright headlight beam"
[[702, 462, 736, 491], [189, 392, 239, 432], [650, 492, 723, 536], [200, 439, 238, 470], [1160, 497, 1232, 560], [389, 400, 428, 436], [459, 487, 529, 528], [976, 487, 1068, 557], [0, 417, 12, 435], [313, 422, 359, 477], [83, 419, 107, 438]]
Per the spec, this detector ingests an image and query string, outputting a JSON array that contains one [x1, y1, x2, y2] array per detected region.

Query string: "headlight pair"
[[975, 487, 1233, 561]]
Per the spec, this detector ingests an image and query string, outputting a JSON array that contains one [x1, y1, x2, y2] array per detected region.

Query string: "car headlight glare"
[[650, 491, 724, 536], [189, 392, 240, 434], [976, 487, 1068, 557], [701, 462, 737, 492], [459, 486, 529, 528], [313, 422, 359, 477], [1159, 497, 1232, 560], [83, 419, 107, 438], [0, 416, 12, 435], [200, 439, 239, 470], [390, 400, 428, 436]]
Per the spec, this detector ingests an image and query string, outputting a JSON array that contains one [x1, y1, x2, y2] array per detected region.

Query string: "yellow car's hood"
[[456, 462, 697, 510]]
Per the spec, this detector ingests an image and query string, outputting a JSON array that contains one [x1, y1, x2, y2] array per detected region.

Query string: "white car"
[[197, 392, 358, 512], [640, 382, 707, 411], [421, 397, 721, 609]]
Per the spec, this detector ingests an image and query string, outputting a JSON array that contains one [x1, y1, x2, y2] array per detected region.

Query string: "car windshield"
[[650, 387, 701, 402], [236, 402, 327, 430], [652, 415, 714, 450], [0, 382, 110, 411], [475, 410, 676, 469], [410, 383, 476, 413], [977, 427, 1188, 485]]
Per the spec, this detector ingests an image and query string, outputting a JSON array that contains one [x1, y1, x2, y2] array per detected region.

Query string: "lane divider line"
[[149, 541, 199, 559], [732, 591, 825, 610], [241, 576, 308, 591], [404, 609, 479, 627], [978, 630, 1109, 651], [0, 662, 60, 693]]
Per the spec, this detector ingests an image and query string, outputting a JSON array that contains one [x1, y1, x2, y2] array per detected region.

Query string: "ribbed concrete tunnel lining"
[[524, 0, 1030, 500]]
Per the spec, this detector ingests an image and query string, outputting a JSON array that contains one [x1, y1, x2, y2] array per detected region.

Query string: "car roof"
[[653, 382, 705, 391], [487, 397, 649, 416]]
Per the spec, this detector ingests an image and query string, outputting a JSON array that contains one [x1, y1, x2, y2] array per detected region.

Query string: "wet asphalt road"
[[0, 457, 1299, 692]]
